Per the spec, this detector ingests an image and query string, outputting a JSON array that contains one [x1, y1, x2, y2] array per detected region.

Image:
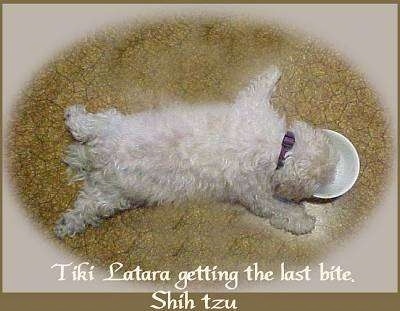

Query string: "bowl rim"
[[313, 129, 360, 199]]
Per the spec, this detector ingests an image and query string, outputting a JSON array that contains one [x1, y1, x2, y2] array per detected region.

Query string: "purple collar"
[[276, 131, 295, 169]]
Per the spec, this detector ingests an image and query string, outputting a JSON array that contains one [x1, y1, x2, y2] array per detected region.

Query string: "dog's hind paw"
[[54, 212, 86, 239], [65, 104, 86, 120], [64, 104, 96, 142]]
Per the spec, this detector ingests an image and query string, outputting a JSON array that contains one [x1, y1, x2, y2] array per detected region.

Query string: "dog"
[[55, 66, 338, 238]]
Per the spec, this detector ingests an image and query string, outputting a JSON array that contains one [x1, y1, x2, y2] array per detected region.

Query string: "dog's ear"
[[234, 66, 281, 109], [270, 157, 319, 203], [270, 162, 299, 202]]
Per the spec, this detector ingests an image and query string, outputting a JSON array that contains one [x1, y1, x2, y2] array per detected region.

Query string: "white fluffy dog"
[[55, 66, 338, 238]]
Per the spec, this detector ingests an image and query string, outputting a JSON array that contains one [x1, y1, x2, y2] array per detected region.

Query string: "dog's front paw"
[[270, 211, 316, 235], [54, 211, 86, 239]]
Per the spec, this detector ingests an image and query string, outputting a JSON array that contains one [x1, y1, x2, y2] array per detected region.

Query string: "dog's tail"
[[63, 143, 92, 182]]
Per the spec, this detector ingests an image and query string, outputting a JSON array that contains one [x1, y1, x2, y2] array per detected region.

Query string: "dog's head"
[[271, 121, 339, 202]]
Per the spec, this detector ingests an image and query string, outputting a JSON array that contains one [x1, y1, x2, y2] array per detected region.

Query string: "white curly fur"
[[55, 66, 338, 238]]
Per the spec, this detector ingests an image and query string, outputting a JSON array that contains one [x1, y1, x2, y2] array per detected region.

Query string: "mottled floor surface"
[[7, 18, 391, 289]]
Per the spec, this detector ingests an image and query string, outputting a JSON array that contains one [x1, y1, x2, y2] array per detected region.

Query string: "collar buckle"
[[277, 131, 295, 169]]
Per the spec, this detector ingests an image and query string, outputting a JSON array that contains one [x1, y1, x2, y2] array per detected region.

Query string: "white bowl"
[[313, 130, 360, 199]]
